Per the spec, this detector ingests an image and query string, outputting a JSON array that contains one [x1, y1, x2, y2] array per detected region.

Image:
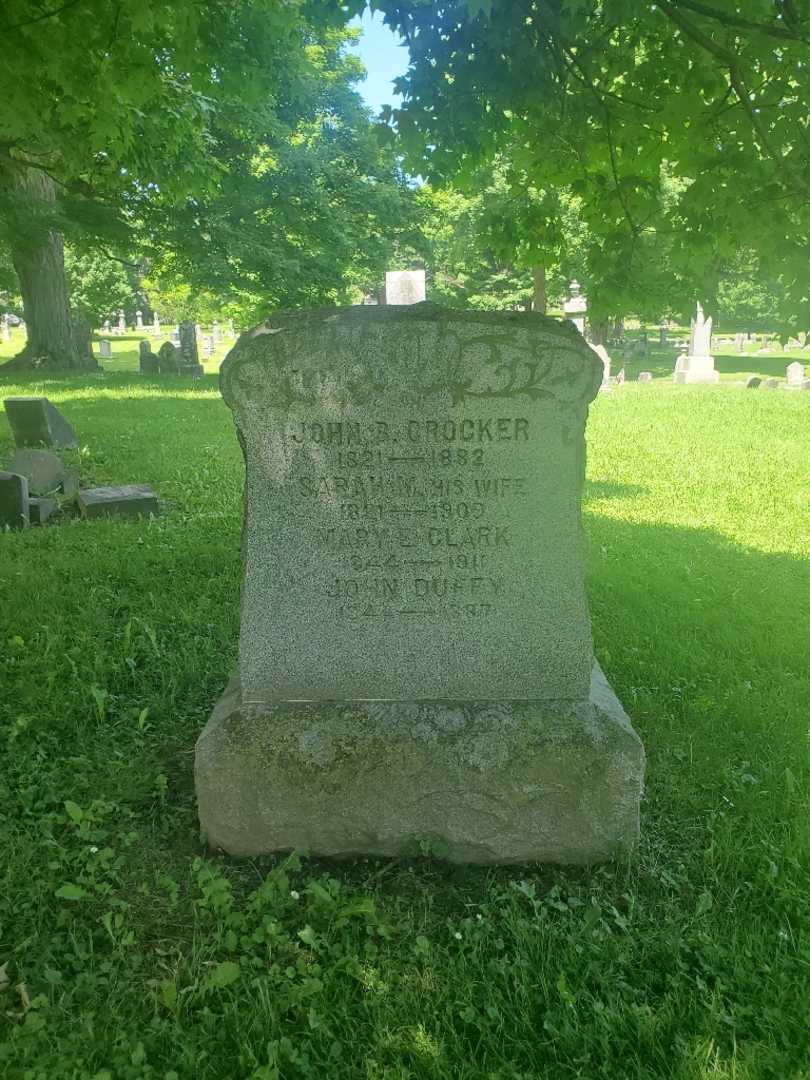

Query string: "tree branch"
[[656, 0, 810, 195], [2, 0, 84, 33], [673, 0, 810, 44]]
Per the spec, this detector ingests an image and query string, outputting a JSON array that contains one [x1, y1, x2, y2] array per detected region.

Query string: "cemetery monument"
[[673, 302, 719, 384], [563, 281, 587, 335], [195, 304, 645, 864]]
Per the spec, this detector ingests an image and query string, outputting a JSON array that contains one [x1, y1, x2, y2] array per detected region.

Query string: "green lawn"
[[1, 356, 809, 1078]]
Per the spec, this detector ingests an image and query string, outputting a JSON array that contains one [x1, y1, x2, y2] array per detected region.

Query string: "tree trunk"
[[531, 265, 547, 314], [1, 160, 94, 371]]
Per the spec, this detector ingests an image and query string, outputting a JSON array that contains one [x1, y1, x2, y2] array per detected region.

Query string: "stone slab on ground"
[[196, 663, 644, 864], [28, 496, 56, 525], [78, 485, 159, 519], [0, 471, 29, 528], [3, 397, 79, 449], [7, 449, 66, 494]]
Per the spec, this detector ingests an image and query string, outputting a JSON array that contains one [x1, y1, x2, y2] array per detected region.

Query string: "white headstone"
[[203, 335, 214, 358], [786, 361, 804, 386], [384, 270, 426, 305], [638, 371, 653, 382], [152, 312, 160, 336], [591, 343, 611, 386], [103, 319, 111, 334], [563, 281, 587, 335], [673, 304, 719, 384], [117, 311, 126, 333], [136, 310, 143, 330], [734, 333, 745, 353], [99, 339, 112, 359]]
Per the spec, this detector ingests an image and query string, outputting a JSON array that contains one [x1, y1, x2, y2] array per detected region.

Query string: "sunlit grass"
[[0, 364, 808, 1078]]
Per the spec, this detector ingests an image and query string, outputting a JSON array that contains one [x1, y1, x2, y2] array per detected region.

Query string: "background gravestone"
[[196, 305, 645, 865], [7, 450, 66, 494], [383, 270, 426, 305], [4, 397, 79, 449], [99, 339, 112, 359], [178, 321, 204, 377], [158, 342, 180, 375], [139, 340, 159, 375], [0, 471, 29, 529]]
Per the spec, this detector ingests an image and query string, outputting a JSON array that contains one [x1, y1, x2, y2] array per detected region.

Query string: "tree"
[[374, 0, 810, 332], [145, 34, 421, 325], [416, 163, 588, 312], [0, 0, 352, 369]]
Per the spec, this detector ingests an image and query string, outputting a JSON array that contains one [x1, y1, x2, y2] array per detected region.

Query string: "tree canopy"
[[374, 0, 810, 330]]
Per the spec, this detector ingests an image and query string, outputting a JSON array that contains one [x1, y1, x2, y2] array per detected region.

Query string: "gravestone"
[[563, 280, 587, 335], [178, 321, 204, 376], [384, 270, 426, 305], [202, 334, 214, 359], [0, 471, 29, 529], [139, 340, 160, 376], [136, 310, 144, 330], [78, 485, 159, 519], [213, 321, 222, 343], [28, 497, 56, 525], [745, 376, 762, 389], [99, 339, 112, 359], [673, 302, 719, 384], [117, 311, 126, 333], [786, 361, 804, 387], [638, 371, 653, 382], [4, 397, 79, 449], [7, 449, 66, 494], [763, 378, 779, 389], [735, 333, 745, 353], [103, 319, 112, 335], [658, 325, 667, 346], [158, 341, 180, 375], [152, 312, 161, 336], [195, 305, 645, 864], [591, 343, 610, 387]]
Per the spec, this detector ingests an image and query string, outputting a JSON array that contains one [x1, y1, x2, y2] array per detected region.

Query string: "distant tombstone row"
[[140, 321, 204, 377], [1, 396, 159, 528]]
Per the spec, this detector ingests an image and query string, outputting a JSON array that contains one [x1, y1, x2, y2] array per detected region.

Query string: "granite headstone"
[[195, 305, 645, 864], [4, 397, 79, 449]]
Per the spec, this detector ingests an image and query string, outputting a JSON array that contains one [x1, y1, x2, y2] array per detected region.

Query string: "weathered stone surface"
[[638, 371, 653, 382], [99, 339, 112, 359], [29, 496, 56, 525], [4, 397, 79, 449], [763, 378, 779, 389], [786, 361, 805, 387], [223, 306, 600, 703], [7, 449, 65, 494], [197, 664, 644, 864], [384, 270, 426, 305], [0, 471, 29, 529], [198, 304, 644, 863], [745, 376, 762, 389], [78, 485, 159, 519]]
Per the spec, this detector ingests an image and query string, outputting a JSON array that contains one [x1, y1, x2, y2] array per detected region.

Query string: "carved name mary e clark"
[[221, 305, 602, 703]]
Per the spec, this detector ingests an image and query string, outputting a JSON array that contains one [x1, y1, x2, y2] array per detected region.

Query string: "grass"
[[0, 344, 809, 1078]]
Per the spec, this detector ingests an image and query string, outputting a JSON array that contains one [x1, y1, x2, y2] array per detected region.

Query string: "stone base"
[[195, 664, 645, 865], [673, 355, 719, 384]]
